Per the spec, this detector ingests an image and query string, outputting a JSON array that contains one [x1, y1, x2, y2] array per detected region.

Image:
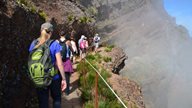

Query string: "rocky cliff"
[[0, 0, 142, 107], [109, 74, 145, 108], [2, 0, 191, 108], [84, 0, 192, 108], [30, 0, 96, 39], [0, 0, 45, 107], [98, 47, 145, 108]]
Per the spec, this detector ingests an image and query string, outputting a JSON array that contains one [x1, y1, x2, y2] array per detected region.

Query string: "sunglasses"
[[45, 29, 52, 34]]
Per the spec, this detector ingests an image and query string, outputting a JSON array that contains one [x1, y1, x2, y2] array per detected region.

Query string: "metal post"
[[83, 59, 86, 88], [95, 72, 98, 108]]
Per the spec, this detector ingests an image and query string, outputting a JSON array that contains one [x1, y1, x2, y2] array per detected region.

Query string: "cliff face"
[[0, 0, 45, 107], [0, 1, 92, 107], [86, 0, 192, 108], [98, 47, 145, 108], [30, 0, 85, 23], [0, 0, 98, 107], [1, 0, 191, 108], [79, 0, 147, 21], [109, 74, 145, 108], [30, 0, 96, 39]]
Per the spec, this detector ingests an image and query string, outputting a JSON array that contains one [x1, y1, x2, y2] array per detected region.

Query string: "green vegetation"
[[84, 100, 124, 108], [38, 11, 47, 20], [67, 14, 75, 22], [77, 53, 124, 108], [78, 16, 92, 23], [17, 0, 37, 12], [17, 0, 47, 20], [105, 44, 115, 52], [17, 0, 30, 6], [103, 56, 112, 62], [30, 5, 37, 13], [94, 53, 102, 63], [87, 6, 98, 16]]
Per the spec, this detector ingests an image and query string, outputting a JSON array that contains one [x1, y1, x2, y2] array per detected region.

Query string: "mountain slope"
[[82, 0, 192, 108]]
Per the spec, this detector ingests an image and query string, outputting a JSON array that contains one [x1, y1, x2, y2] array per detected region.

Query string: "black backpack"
[[59, 39, 67, 61]]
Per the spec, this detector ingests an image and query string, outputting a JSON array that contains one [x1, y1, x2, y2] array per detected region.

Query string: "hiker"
[[79, 35, 88, 59], [78, 35, 85, 60], [70, 36, 78, 64], [93, 33, 101, 53], [59, 31, 74, 95], [28, 22, 66, 108]]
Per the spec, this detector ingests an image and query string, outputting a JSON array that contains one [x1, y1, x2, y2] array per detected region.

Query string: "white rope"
[[84, 58, 128, 108]]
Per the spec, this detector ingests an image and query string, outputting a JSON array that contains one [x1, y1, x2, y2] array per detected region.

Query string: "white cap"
[[81, 35, 85, 39], [81, 35, 87, 39]]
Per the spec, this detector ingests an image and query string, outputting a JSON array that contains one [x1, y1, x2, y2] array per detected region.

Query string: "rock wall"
[[109, 74, 145, 108], [30, 0, 96, 40], [98, 47, 145, 108], [0, 0, 97, 107], [0, 0, 45, 107]]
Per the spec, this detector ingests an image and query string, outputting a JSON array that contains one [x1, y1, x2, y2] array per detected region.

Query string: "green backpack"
[[28, 39, 57, 88]]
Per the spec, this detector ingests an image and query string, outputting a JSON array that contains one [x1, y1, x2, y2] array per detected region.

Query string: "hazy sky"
[[164, 0, 192, 36]]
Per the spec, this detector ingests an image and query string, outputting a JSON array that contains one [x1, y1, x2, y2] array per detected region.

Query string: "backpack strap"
[[46, 39, 54, 47], [42, 39, 54, 66], [30, 39, 39, 51]]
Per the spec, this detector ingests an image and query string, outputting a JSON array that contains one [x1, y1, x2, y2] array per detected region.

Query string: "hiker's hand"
[[61, 79, 66, 92]]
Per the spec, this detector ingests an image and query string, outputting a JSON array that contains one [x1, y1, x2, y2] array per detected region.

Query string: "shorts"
[[94, 43, 99, 48]]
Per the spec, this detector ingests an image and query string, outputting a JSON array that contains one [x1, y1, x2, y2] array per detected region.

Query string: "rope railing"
[[79, 22, 131, 108], [84, 58, 128, 108]]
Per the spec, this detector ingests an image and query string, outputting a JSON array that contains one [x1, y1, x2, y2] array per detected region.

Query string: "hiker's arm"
[[56, 52, 66, 91], [55, 52, 65, 80], [67, 41, 74, 53]]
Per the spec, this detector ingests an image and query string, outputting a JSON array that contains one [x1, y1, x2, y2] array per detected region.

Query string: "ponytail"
[[34, 38, 46, 48], [34, 30, 49, 48]]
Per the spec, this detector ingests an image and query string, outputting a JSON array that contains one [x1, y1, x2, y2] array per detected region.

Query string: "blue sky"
[[164, 0, 192, 36]]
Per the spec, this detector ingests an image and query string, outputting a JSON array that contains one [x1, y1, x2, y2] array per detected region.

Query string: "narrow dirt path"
[[49, 63, 83, 108]]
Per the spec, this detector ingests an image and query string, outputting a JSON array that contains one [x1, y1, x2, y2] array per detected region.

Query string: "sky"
[[164, 0, 192, 37]]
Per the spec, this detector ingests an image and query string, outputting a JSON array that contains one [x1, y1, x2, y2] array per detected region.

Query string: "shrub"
[[67, 14, 75, 22], [81, 89, 92, 101], [17, 0, 28, 6], [17, 0, 48, 20], [105, 48, 111, 52], [77, 53, 126, 108], [31, 5, 37, 13], [105, 44, 115, 52], [86, 54, 96, 61], [103, 56, 112, 62], [85, 100, 124, 108], [108, 44, 115, 49], [87, 7, 98, 16], [17, 0, 38, 13], [84, 101, 94, 108], [38, 11, 47, 20], [79, 16, 92, 24]]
